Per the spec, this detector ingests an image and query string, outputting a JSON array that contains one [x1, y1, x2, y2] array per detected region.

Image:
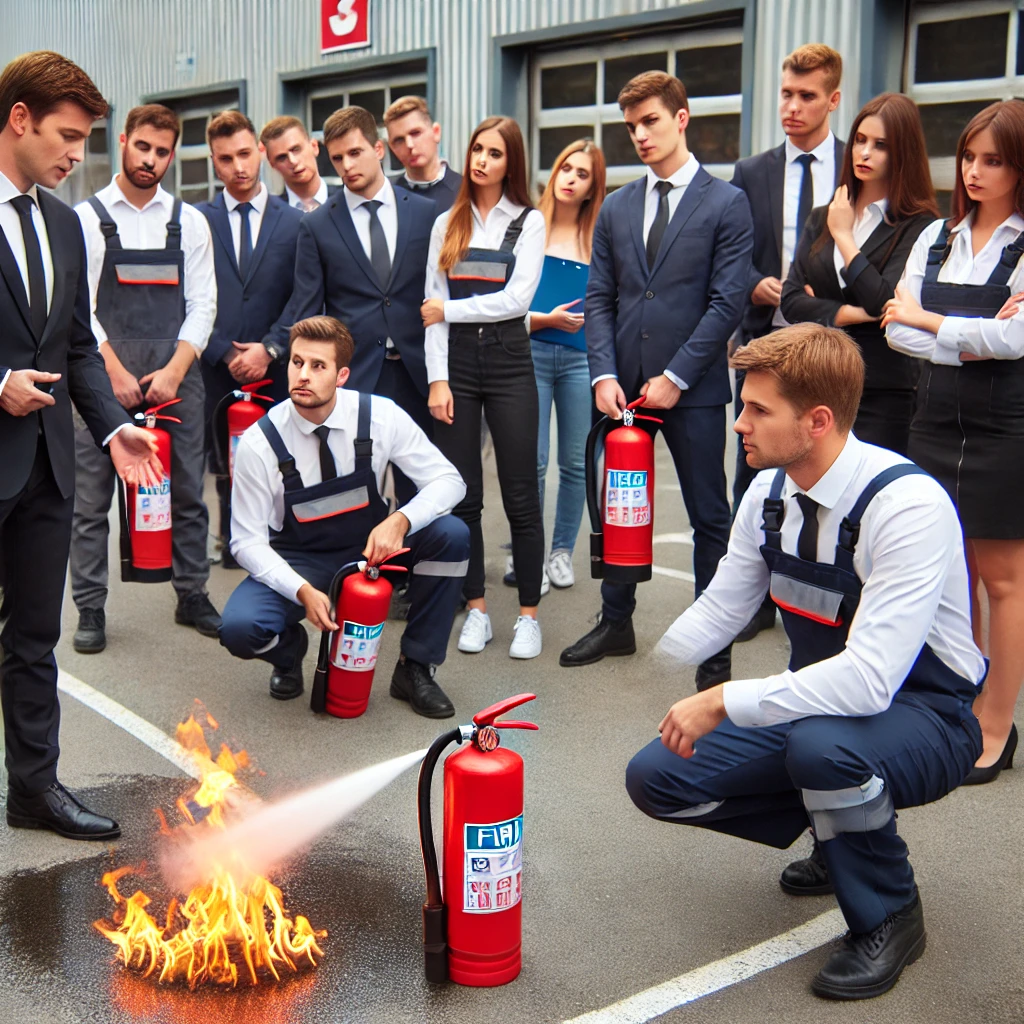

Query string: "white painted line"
[[652, 565, 695, 583], [652, 532, 693, 545], [562, 908, 846, 1023]]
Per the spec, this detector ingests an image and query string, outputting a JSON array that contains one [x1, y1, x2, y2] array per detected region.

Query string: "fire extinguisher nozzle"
[[422, 903, 449, 984]]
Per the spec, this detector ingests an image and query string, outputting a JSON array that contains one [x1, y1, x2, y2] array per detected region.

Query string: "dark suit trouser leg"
[[0, 438, 73, 794], [375, 357, 432, 507], [201, 358, 236, 543], [69, 414, 117, 612], [601, 404, 730, 622]]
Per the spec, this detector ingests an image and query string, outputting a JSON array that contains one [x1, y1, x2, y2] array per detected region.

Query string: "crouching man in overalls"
[[626, 323, 984, 1000], [219, 315, 469, 717]]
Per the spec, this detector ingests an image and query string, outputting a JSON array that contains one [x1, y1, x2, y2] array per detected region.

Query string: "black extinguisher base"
[[589, 533, 605, 580], [121, 564, 174, 584], [602, 562, 653, 584], [422, 903, 449, 984]]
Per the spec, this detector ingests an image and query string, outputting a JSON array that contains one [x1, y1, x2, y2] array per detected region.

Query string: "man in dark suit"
[[0, 51, 162, 839], [197, 111, 304, 567], [271, 105, 437, 505], [559, 71, 753, 691], [729, 43, 844, 641], [260, 116, 340, 213], [384, 96, 462, 214]]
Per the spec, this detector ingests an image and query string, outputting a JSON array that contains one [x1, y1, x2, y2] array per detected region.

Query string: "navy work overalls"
[[626, 467, 982, 934], [218, 393, 469, 670], [908, 223, 1024, 538], [433, 208, 545, 607], [70, 197, 210, 610]]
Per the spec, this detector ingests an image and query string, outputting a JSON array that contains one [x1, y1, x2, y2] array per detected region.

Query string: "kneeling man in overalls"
[[627, 324, 984, 999], [219, 315, 469, 717]]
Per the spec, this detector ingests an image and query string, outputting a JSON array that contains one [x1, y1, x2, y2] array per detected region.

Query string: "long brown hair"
[[438, 116, 532, 273], [537, 139, 607, 261], [950, 100, 1024, 226], [812, 92, 937, 255]]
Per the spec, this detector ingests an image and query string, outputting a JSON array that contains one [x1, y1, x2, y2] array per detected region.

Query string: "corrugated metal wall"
[[1, 0, 866, 169]]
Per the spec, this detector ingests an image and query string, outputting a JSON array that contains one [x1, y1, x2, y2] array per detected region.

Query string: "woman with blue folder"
[[504, 139, 607, 591]]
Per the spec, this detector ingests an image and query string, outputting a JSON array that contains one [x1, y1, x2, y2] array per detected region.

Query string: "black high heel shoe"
[[963, 723, 1017, 786]]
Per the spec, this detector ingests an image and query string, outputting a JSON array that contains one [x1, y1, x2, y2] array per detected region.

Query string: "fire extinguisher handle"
[[624, 396, 648, 412], [472, 692, 538, 729], [143, 397, 184, 416], [633, 413, 664, 424], [241, 377, 275, 396]]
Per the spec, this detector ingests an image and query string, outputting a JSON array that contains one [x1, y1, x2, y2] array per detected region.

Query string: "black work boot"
[[73, 608, 106, 654], [269, 627, 308, 701], [780, 834, 834, 895], [390, 655, 455, 718], [559, 616, 636, 667], [175, 592, 222, 638], [695, 645, 732, 691], [735, 595, 777, 642], [812, 891, 926, 1000]]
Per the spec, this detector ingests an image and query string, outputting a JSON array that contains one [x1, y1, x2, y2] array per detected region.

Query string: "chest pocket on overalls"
[[769, 572, 845, 627], [114, 264, 181, 286], [291, 487, 371, 522]]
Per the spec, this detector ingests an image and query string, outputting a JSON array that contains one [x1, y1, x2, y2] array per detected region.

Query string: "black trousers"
[[431, 322, 544, 607], [375, 355, 433, 507], [0, 432, 74, 794]]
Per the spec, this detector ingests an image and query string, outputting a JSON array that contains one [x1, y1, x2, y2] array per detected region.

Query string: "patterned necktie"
[[10, 193, 47, 338], [313, 426, 336, 482], [236, 201, 253, 279], [362, 199, 392, 290], [795, 492, 820, 562], [645, 180, 674, 271], [795, 153, 816, 247], [302, 197, 320, 213]]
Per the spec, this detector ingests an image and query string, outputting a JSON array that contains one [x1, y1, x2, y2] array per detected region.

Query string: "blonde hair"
[[537, 139, 606, 262], [289, 315, 354, 370], [260, 115, 308, 146], [384, 95, 432, 127], [782, 44, 843, 93]]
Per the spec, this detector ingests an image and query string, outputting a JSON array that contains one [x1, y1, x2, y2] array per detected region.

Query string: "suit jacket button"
[[385, 297, 391, 306], [377, 339, 383, 345], [642, 331, 650, 340], [645, 290, 654, 299]]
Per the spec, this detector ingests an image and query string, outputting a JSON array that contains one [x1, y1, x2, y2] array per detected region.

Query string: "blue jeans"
[[531, 340, 591, 553]]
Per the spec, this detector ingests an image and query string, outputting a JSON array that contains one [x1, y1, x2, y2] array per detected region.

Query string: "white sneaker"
[[509, 615, 542, 659], [547, 549, 575, 588], [458, 608, 492, 653], [503, 555, 550, 596]]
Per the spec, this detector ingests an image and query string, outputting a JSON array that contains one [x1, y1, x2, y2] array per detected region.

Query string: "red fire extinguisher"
[[586, 396, 662, 583], [117, 398, 182, 583], [418, 693, 538, 987], [310, 549, 410, 718], [212, 378, 274, 484]]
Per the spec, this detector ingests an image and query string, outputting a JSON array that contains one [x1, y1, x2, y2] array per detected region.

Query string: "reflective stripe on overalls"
[[446, 209, 531, 302]]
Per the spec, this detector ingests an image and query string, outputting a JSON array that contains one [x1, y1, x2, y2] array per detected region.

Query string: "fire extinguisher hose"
[[309, 561, 363, 713], [585, 415, 613, 534]]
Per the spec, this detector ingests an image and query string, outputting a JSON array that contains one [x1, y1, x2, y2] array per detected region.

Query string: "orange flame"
[[94, 712, 326, 988]]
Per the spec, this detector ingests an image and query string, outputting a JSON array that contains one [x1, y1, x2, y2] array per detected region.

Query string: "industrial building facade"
[[0, 0, 1018, 211]]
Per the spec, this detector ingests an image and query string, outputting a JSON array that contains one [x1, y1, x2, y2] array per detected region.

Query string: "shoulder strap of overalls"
[[922, 222, 952, 287], [760, 468, 788, 550], [256, 415, 304, 491], [86, 196, 122, 249], [353, 392, 373, 470], [834, 463, 930, 571], [986, 228, 1024, 288], [165, 198, 183, 250], [499, 209, 531, 253]]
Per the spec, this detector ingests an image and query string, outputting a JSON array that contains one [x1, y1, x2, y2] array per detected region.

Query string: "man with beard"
[[71, 104, 220, 654], [219, 315, 469, 717]]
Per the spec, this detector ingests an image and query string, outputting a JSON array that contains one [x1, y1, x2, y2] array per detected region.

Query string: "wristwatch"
[[262, 340, 283, 363]]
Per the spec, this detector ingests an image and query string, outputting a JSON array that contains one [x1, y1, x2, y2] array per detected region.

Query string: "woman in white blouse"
[[420, 117, 546, 660], [883, 99, 1024, 785]]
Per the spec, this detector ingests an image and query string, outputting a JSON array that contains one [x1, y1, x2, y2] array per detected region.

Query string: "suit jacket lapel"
[[329, 196, 380, 291], [768, 144, 785, 260], [629, 178, 648, 271], [649, 168, 712, 279], [35, 191, 66, 350], [833, 137, 844, 187], [245, 198, 281, 285], [209, 194, 240, 280], [387, 191, 413, 290], [0, 220, 33, 337], [859, 218, 895, 262]]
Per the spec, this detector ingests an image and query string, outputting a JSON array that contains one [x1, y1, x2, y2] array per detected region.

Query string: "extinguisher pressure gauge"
[[474, 725, 500, 752]]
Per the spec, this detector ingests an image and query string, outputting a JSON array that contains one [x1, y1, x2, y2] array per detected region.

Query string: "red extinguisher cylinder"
[[225, 379, 273, 483]]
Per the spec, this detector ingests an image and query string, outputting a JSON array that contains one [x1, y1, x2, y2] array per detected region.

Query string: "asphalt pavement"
[[0, 427, 1020, 1024]]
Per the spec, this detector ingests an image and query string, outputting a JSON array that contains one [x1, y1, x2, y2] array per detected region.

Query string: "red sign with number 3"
[[321, 0, 371, 54]]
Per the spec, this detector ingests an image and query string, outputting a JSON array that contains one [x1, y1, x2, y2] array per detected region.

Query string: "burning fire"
[[94, 707, 327, 988]]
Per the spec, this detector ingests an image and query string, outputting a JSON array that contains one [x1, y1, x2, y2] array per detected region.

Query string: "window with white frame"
[[306, 72, 428, 185], [530, 26, 743, 195], [57, 119, 112, 207], [907, 1, 1024, 214]]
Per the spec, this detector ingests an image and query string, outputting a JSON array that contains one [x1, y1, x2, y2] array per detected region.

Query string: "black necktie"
[[10, 193, 47, 338], [795, 153, 815, 247], [645, 180, 674, 271], [236, 201, 253, 279], [313, 426, 336, 482], [362, 199, 392, 290], [795, 492, 820, 562]]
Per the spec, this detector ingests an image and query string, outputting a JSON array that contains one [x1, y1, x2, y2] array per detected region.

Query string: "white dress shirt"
[[75, 177, 217, 356], [404, 161, 450, 188], [833, 198, 888, 280], [658, 434, 985, 728], [886, 212, 1024, 364], [344, 176, 398, 265], [0, 169, 54, 396], [230, 390, 466, 601], [773, 132, 837, 327], [424, 195, 546, 383], [224, 182, 267, 263], [285, 177, 328, 212]]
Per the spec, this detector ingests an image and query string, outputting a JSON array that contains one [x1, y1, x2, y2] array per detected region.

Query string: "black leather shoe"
[[962, 723, 1017, 786], [73, 608, 106, 654], [735, 596, 777, 643], [175, 592, 222, 638], [780, 835, 834, 895], [560, 616, 636, 667], [695, 646, 732, 691], [811, 892, 926, 1000], [270, 627, 308, 700], [6, 781, 120, 840], [390, 656, 455, 718]]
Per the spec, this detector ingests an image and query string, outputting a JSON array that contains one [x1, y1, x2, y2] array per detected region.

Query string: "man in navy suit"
[[196, 111, 304, 566], [271, 105, 437, 504], [729, 43, 844, 641], [560, 71, 753, 691], [260, 116, 340, 213]]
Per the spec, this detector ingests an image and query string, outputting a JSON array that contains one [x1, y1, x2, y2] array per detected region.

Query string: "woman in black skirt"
[[781, 92, 937, 454], [883, 100, 1024, 784]]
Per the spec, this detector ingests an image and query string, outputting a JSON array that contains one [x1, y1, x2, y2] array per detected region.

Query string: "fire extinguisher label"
[[463, 815, 523, 914], [135, 477, 171, 532], [332, 620, 384, 672], [229, 433, 241, 478], [605, 469, 650, 527]]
